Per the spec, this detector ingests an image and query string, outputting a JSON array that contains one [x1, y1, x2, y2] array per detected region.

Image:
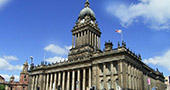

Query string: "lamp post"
[[146, 72, 152, 90]]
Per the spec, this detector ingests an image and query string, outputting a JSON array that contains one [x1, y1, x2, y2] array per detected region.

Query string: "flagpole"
[[121, 31, 123, 43], [115, 29, 123, 43]]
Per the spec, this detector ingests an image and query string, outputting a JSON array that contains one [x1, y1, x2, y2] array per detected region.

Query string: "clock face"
[[80, 19, 85, 23]]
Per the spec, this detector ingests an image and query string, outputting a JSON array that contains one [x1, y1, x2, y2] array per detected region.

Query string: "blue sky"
[[0, 0, 170, 81]]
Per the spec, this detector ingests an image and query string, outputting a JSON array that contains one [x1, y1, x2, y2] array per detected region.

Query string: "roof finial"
[[85, 0, 90, 7]]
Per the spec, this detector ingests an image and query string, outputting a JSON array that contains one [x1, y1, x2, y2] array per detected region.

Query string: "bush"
[[0, 84, 5, 90]]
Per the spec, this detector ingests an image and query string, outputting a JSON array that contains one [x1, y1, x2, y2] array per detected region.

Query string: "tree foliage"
[[0, 84, 5, 90]]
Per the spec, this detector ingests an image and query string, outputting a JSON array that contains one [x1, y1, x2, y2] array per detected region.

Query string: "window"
[[101, 80, 104, 90], [107, 63, 111, 73], [24, 75, 26, 78], [108, 79, 111, 89], [116, 78, 119, 90], [24, 75, 27, 81], [99, 64, 103, 74], [115, 64, 118, 74]]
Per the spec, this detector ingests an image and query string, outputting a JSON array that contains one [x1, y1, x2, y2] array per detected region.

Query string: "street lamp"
[[147, 72, 152, 90]]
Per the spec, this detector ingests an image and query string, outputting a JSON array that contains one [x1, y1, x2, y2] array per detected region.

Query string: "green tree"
[[0, 84, 5, 90]]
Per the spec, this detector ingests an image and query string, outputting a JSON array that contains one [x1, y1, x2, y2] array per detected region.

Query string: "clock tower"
[[68, 0, 101, 61], [20, 60, 29, 84]]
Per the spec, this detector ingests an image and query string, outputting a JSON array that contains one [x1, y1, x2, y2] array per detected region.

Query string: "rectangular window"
[[116, 79, 119, 90], [115, 64, 118, 74], [99, 64, 103, 74], [101, 80, 104, 90], [107, 63, 111, 73], [108, 80, 111, 89]]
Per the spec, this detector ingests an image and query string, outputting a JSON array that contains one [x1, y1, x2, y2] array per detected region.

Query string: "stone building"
[[0, 75, 5, 83], [28, 0, 165, 90], [5, 61, 29, 90], [165, 76, 170, 90]]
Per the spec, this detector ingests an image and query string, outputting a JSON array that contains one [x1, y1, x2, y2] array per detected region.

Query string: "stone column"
[[131, 66, 134, 89], [78, 70, 81, 90], [83, 69, 86, 90], [89, 67, 92, 88], [49, 74, 53, 90], [49, 73, 53, 90], [53, 73, 57, 90], [34, 75, 38, 90], [75, 34, 77, 47], [111, 63, 114, 89], [72, 34, 74, 48], [134, 68, 136, 90], [38, 74, 43, 90], [103, 63, 107, 89], [67, 71, 70, 90], [92, 33, 94, 47], [46, 74, 49, 90], [94, 34, 96, 48], [95, 34, 97, 49], [89, 31, 91, 45], [58, 72, 61, 86], [62, 72, 65, 90], [83, 31, 85, 45], [72, 70, 75, 90], [43, 74, 46, 90], [79, 32, 82, 46], [78, 33, 80, 46], [87, 30, 89, 45], [31, 76, 35, 90], [76, 33, 78, 47], [129, 65, 131, 89]]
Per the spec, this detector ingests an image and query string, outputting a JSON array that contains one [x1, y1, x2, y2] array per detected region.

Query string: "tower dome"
[[78, 0, 96, 20]]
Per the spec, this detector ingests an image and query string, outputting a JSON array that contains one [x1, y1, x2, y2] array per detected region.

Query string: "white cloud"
[[3, 55, 18, 61], [45, 56, 67, 63], [0, 56, 22, 71], [65, 45, 72, 51], [0, 74, 19, 81], [144, 49, 170, 71], [44, 44, 71, 55], [107, 0, 170, 30], [0, 0, 10, 9], [44, 44, 71, 63]]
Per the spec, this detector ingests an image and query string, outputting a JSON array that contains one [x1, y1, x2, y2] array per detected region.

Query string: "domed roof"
[[79, 7, 95, 19], [78, 0, 96, 20]]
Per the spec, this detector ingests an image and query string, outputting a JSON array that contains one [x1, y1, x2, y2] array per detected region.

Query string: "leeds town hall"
[[28, 1, 165, 90]]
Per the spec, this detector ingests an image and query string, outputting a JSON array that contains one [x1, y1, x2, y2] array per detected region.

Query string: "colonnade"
[[72, 30, 100, 49], [98, 62, 118, 90], [31, 67, 92, 90], [127, 62, 142, 90], [97, 61, 142, 90]]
